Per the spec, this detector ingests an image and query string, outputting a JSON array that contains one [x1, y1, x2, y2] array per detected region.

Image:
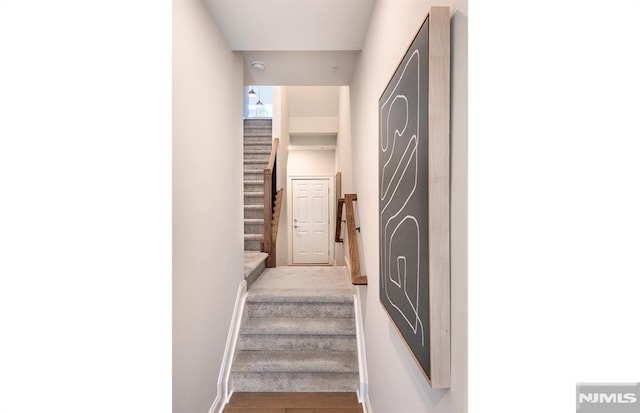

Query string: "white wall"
[[288, 86, 339, 135], [287, 86, 339, 117], [288, 150, 336, 177], [173, 0, 244, 412], [335, 86, 354, 266], [273, 86, 291, 266], [348, 0, 467, 412]]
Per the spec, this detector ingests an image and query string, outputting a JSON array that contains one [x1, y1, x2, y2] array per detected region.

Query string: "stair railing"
[[338, 193, 368, 285], [262, 138, 281, 267]]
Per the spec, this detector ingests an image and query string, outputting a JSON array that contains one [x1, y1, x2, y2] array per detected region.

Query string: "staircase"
[[243, 118, 273, 251], [231, 267, 360, 392]]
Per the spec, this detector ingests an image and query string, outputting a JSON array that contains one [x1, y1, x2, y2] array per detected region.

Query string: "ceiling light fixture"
[[248, 87, 257, 98], [251, 61, 266, 71]]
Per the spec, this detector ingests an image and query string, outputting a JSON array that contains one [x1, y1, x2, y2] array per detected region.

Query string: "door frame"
[[287, 175, 335, 265]]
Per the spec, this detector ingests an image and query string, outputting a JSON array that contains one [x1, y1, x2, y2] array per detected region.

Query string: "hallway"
[[173, 0, 468, 411]]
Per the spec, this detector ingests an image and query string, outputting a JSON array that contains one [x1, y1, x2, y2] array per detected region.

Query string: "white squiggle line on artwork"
[[380, 49, 420, 195], [381, 142, 417, 278], [391, 256, 405, 288], [380, 95, 408, 199], [381, 141, 417, 235], [380, 50, 420, 131], [385, 216, 424, 347], [380, 143, 425, 346]]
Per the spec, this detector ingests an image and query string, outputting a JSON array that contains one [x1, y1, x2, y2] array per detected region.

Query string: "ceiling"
[[204, 0, 376, 85]]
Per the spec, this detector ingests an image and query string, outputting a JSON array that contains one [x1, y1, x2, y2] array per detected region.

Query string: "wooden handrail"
[[267, 138, 279, 170], [344, 194, 367, 285], [262, 138, 280, 268]]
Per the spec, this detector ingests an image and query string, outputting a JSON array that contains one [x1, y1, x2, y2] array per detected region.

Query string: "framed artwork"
[[378, 6, 451, 388]]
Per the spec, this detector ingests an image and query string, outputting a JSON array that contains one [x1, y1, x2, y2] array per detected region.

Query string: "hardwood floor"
[[223, 392, 363, 413]]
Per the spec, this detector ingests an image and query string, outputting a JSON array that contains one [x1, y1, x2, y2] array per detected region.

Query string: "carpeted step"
[[246, 301, 354, 318], [244, 143, 272, 152], [243, 251, 268, 289], [244, 191, 264, 204], [244, 172, 263, 182], [237, 334, 357, 352], [240, 317, 356, 336], [244, 135, 273, 144], [244, 218, 264, 234], [244, 159, 268, 166], [231, 372, 359, 392], [247, 289, 354, 304], [244, 233, 262, 251], [233, 350, 358, 373], [244, 154, 271, 162], [244, 119, 272, 127], [244, 205, 264, 219], [244, 180, 263, 192]]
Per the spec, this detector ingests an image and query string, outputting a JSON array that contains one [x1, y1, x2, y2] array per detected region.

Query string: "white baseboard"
[[208, 396, 223, 413], [354, 288, 369, 409], [208, 280, 248, 413], [362, 396, 373, 413]]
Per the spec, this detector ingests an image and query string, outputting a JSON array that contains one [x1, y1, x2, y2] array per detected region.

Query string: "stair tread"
[[246, 301, 354, 319], [232, 350, 358, 373], [245, 218, 265, 223], [247, 289, 354, 304], [245, 234, 262, 240], [237, 334, 356, 351], [245, 191, 265, 196], [231, 371, 359, 392], [245, 205, 264, 209], [240, 317, 355, 335], [245, 149, 272, 153]]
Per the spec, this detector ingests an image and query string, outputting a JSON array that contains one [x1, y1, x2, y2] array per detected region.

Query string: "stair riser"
[[231, 372, 358, 392], [244, 120, 272, 127], [244, 153, 271, 162], [244, 239, 261, 251], [246, 302, 354, 318], [244, 193, 265, 204], [243, 131, 272, 139], [244, 144, 272, 152], [240, 322, 355, 336], [237, 334, 356, 352], [244, 159, 269, 165], [244, 182, 263, 192], [244, 222, 264, 234], [244, 172, 263, 182], [244, 208, 263, 219], [244, 168, 268, 176], [244, 135, 273, 144]]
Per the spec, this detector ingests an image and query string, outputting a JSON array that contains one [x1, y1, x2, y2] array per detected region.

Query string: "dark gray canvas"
[[379, 16, 430, 379]]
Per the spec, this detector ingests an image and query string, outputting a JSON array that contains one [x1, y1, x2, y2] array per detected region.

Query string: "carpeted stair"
[[231, 269, 359, 392], [243, 118, 273, 251]]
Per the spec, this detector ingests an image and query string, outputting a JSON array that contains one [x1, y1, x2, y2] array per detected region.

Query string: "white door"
[[292, 179, 330, 264]]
